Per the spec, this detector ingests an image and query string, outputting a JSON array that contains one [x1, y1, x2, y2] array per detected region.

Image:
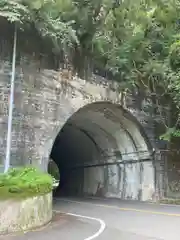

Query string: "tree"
[[0, 0, 78, 57], [93, 0, 180, 141], [1, 0, 180, 140]]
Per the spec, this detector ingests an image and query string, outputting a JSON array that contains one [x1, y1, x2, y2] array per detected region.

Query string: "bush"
[[48, 160, 60, 180], [0, 167, 53, 199], [169, 41, 180, 70]]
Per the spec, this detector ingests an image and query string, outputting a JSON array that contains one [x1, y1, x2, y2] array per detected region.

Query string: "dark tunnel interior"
[[50, 123, 103, 196]]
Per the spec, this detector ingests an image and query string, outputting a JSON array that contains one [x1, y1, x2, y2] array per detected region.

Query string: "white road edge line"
[[54, 210, 106, 240]]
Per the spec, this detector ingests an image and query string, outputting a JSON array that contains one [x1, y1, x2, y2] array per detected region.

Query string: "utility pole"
[[4, 25, 17, 173]]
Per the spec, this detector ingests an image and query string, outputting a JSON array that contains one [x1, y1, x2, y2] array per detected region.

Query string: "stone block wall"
[[0, 57, 157, 170]]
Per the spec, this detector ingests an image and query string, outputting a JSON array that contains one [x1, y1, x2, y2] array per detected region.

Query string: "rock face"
[[0, 192, 52, 234]]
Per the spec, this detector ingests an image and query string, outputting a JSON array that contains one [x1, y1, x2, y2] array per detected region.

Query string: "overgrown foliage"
[[48, 160, 60, 181], [0, 167, 53, 199], [1, 0, 180, 139]]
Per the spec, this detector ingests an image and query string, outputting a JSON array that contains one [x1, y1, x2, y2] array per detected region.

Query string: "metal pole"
[[4, 24, 17, 173]]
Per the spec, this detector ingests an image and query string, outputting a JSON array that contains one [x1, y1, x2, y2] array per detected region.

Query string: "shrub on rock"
[[0, 167, 53, 199]]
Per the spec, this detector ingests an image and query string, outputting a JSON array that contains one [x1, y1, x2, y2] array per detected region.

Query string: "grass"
[[0, 167, 53, 200]]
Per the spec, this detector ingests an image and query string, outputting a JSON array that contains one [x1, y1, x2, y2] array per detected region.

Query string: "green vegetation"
[[0, 167, 53, 199], [48, 160, 60, 181], [1, 0, 180, 140]]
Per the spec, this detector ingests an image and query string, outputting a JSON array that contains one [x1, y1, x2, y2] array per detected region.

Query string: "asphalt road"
[[3, 197, 180, 240]]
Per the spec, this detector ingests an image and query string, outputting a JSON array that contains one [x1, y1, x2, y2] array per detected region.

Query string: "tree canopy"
[[1, 0, 180, 140]]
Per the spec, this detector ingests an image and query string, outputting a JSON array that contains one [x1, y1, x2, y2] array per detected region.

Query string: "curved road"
[[3, 197, 180, 240]]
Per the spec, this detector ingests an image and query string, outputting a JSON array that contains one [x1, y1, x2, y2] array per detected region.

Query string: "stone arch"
[[44, 102, 152, 163], [44, 101, 154, 201], [40, 74, 152, 171]]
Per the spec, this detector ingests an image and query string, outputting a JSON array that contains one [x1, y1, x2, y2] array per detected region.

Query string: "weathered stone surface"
[[82, 161, 154, 201], [0, 192, 52, 234], [0, 58, 160, 201], [0, 60, 155, 169]]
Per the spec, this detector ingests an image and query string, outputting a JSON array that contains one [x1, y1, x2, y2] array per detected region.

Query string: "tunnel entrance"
[[50, 102, 155, 201]]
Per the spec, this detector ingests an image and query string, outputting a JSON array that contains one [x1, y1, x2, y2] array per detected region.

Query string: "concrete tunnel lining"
[[50, 102, 155, 201]]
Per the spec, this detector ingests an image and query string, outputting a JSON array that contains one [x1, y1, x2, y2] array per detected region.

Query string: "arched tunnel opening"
[[50, 102, 154, 201]]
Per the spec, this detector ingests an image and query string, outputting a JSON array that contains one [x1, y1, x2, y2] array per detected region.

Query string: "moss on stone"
[[0, 167, 53, 200]]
